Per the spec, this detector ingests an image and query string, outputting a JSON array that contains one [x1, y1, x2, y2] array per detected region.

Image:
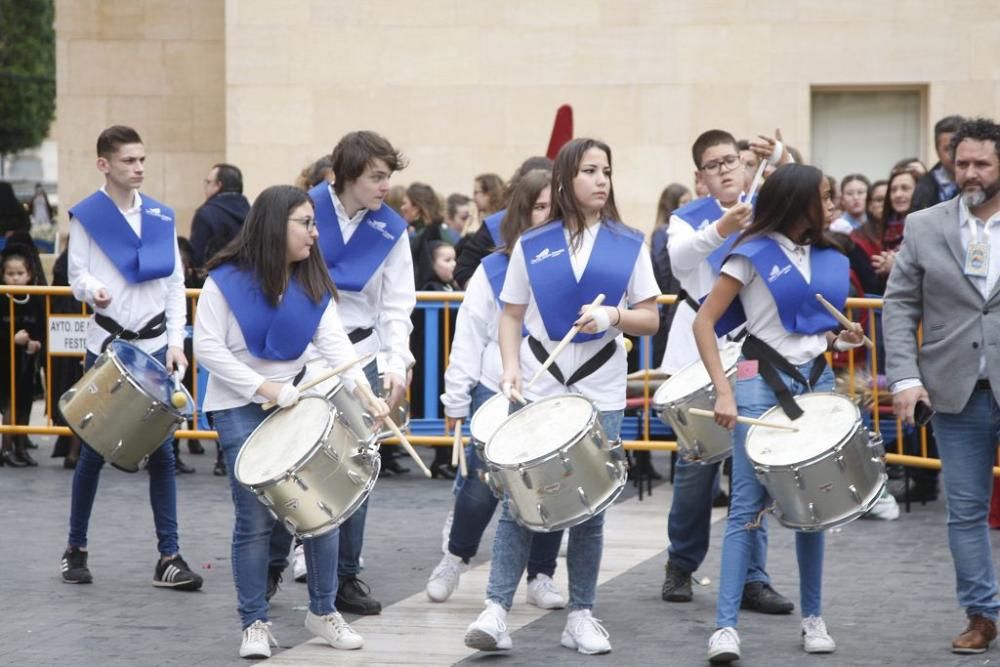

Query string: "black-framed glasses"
[[700, 154, 741, 175], [289, 216, 317, 231]]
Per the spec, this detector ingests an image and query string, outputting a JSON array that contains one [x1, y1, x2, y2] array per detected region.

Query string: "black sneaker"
[[153, 555, 203, 591], [61, 546, 93, 584], [266, 566, 283, 601], [336, 576, 382, 615], [661, 561, 693, 602], [741, 581, 793, 614]]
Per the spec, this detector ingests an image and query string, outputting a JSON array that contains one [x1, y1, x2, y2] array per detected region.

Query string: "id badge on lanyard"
[[964, 218, 990, 278]]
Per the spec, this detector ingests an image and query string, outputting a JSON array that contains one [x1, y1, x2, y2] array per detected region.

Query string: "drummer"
[[660, 128, 795, 613], [692, 164, 864, 663], [463, 138, 659, 655], [61, 125, 202, 591], [428, 168, 564, 607], [194, 184, 389, 659]]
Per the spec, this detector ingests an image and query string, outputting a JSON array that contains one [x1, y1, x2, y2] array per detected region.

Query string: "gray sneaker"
[[661, 561, 693, 602]]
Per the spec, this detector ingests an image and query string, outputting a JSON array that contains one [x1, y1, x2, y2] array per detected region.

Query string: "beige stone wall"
[[55, 0, 225, 236]]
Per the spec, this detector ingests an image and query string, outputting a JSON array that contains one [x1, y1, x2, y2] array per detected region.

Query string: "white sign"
[[48, 316, 89, 355]]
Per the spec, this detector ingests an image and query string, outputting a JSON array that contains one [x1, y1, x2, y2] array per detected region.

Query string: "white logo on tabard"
[[530, 247, 566, 264], [767, 264, 792, 283], [366, 218, 394, 241], [145, 207, 172, 222]]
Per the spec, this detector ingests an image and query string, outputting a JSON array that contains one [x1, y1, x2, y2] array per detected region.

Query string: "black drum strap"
[[527, 336, 617, 387], [740, 335, 826, 421]]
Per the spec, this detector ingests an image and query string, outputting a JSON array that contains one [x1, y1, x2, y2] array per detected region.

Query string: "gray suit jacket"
[[883, 198, 1000, 413]]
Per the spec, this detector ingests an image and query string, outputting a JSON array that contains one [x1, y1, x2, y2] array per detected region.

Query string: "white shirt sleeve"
[[441, 266, 494, 418], [67, 218, 106, 305], [374, 235, 416, 377], [193, 279, 267, 401], [667, 213, 728, 274], [627, 243, 661, 306], [720, 255, 754, 285], [499, 242, 531, 306], [313, 297, 370, 393], [165, 233, 187, 349]]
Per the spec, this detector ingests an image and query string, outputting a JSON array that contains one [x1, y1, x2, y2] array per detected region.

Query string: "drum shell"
[[654, 364, 737, 464], [749, 418, 886, 532], [58, 345, 185, 472], [486, 396, 627, 532], [235, 398, 379, 538], [306, 364, 408, 442]]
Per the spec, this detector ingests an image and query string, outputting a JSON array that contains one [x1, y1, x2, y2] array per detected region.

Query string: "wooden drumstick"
[[457, 433, 468, 478], [358, 384, 432, 478], [687, 407, 799, 432], [451, 418, 463, 467], [815, 294, 875, 350], [261, 354, 374, 410], [743, 159, 768, 205], [526, 293, 606, 389]]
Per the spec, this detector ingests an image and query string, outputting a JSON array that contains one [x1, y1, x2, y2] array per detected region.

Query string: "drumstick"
[[261, 354, 374, 410], [170, 370, 187, 409], [357, 384, 432, 478], [814, 294, 875, 350], [687, 407, 799, 432], [743, 159, 768, 205], [457, 433, 468, 478], [451, 418, 463, 467], [526, 293, 606, 389]]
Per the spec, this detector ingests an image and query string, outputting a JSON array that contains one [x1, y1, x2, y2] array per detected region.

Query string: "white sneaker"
[[441, 509, 454, 554], [464, 600, 512, 651], [707, 626, 740, 664], [863, 489, 900, 521], [426, 552, 467, 602], [561, 609, 611, 655], [526, 573, 566, 609], [802, 615, 836, 653], [240, 620, 277, 659], [292, 544, 307, 583], [305, 611, 364, 650]]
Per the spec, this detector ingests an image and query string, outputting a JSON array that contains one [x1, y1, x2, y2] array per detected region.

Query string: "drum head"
[[109, 339, 188, 409], [654, 342, 742, 405], [746, 393, 859, 466], [470, 393, 512, 444], [236, 397, 332, 485], [486, 394, 594, 466]]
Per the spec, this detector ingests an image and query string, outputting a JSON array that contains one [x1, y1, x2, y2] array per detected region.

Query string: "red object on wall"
[[546, 105, 574, 160]]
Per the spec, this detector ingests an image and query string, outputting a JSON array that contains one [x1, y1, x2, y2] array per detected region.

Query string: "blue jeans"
[[213, 402, 340, 629], [486, 410, 623, 611], [932, 388, 1000, 621], [268, 360, 378, 577], [667, 456, 769, 584], [448, 383, 561, 578], [716, 362, 833, 628], [68, 347, 179, 556]]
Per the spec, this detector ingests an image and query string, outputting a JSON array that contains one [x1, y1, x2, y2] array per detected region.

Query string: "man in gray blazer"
[[884, 117, 1000, 655]]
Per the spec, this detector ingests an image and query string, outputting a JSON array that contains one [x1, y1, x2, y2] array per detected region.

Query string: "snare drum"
[[484, 394, 627, 532], [304, 363, 409, 441], [652, 343, 742, 464], [469, 393, 514, 497], [59, 340, 193, 472], [235, 396, 380, 537], [745, 392, 886, 532]]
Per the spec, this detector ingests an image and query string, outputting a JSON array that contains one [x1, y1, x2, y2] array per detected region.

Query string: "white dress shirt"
[[501, 222, 660, 411], [441, 264, 503, 418], [322, 186, 415, 378], [194, 277, 368, 412], [68, 188, 186, 356]]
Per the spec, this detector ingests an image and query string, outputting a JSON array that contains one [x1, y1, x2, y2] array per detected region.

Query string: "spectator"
[[829, 174, 870, 235], [189, 163, 251, 268], [294, 155, 333, 190], [385, 184, 406, 212], [442, 193, 473, 246], [472, 173, 504, 218], [422, 241, 458, 292], [893, 157, 927, 178], [30, 183, 53, 227], [912, 114, 965, 211], [649, 183, 691, 366], [867, 178, 888, 224], [403, 182, 445, 289]]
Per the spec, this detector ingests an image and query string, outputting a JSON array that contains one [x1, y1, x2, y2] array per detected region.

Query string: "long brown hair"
[[499, 169, 551, 254], [206, 185, 336, 305], [549, 138, 622, 247], [735, 164, 830, 249]]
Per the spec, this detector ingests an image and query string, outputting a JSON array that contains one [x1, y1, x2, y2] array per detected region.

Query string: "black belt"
[[348, 327, 374, 344], [740, 335, 827, 420], [676, 289, 701, 312], [976, 379, 992, 391], [527, 336, 617, 386], [95, 311, 167, 352]]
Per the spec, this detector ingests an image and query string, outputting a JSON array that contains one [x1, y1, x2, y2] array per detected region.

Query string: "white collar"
[[770, 232, 808, 254], [329, 186, 367, 226], [959, 196, 1000, 228], [99, 186, 142, 214]]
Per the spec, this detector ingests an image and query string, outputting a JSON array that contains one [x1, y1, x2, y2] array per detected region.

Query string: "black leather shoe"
[[14, 444, 37, 466], [266, 567, 283, 602], [430, 462, 456, 480], [2, 448, 28, 467], [661, 561, 693, 602], [741, 581, 794, 614], [187, 440, 205, 455], [381, 456, 410, 475], [336, 576, 382, 615], [175, 457, 196, 474]]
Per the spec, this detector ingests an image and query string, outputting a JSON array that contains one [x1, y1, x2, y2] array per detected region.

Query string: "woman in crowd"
[[473, 173, 504, 218], [872, 168, 919, 277]]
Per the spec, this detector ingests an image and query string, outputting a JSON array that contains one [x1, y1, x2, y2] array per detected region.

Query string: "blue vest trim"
[[481, 251, 528, 337], [483, 210, 505, 247]]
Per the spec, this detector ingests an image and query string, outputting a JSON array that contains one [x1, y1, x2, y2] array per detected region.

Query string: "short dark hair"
[[331, 131, 407, 195], [445, 193, 471, 219], [97, 125, 143, 158], [949, 117, 1000, 161], [211, 163, 243, 194], [840, 173, 870, 192], [691, 129, 737, 168], [935, 114, 966, 140]]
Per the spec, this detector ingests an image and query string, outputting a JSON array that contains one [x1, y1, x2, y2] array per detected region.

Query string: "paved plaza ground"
[[2, 438, 998, 666]]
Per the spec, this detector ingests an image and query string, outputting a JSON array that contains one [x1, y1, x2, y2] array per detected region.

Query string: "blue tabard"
[[483, 210, 505, 247], [210, 264, 329, 361], [521, 220, 642, 343], [673, 196, 753, 274], [310, 183, 407, 292], [68, 191, 176, 283], [481, 251, 528, 337], [714, 236, 848, 337]]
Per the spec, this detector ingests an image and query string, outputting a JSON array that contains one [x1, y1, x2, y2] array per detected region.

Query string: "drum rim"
[[106, 340, 194, 419], [469, 392, 512, 445], [746, 392, 863, 470], [234, 396, 337, 487], [484, 393, 598, 468], [652, 342, 741, 408]]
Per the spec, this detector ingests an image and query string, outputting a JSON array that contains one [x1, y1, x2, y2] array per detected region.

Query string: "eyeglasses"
[[289, 216, 317, 231], [700, 155, 742, 175]]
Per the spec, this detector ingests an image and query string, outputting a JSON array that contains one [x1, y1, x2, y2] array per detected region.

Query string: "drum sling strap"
[[740, 335, 826, 421], [527, 336, 617, 387], [348, 327, 373, 344], [96, 311, 166, 352], [677, 289, 748, 343]]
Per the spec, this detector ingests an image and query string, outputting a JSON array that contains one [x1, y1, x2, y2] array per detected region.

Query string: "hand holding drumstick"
[[815, 294, 874, 350], [526, 294, 606, 390]]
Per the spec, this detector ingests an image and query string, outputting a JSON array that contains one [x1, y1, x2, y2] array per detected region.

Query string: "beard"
[[961, 179, 1000, 208]]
